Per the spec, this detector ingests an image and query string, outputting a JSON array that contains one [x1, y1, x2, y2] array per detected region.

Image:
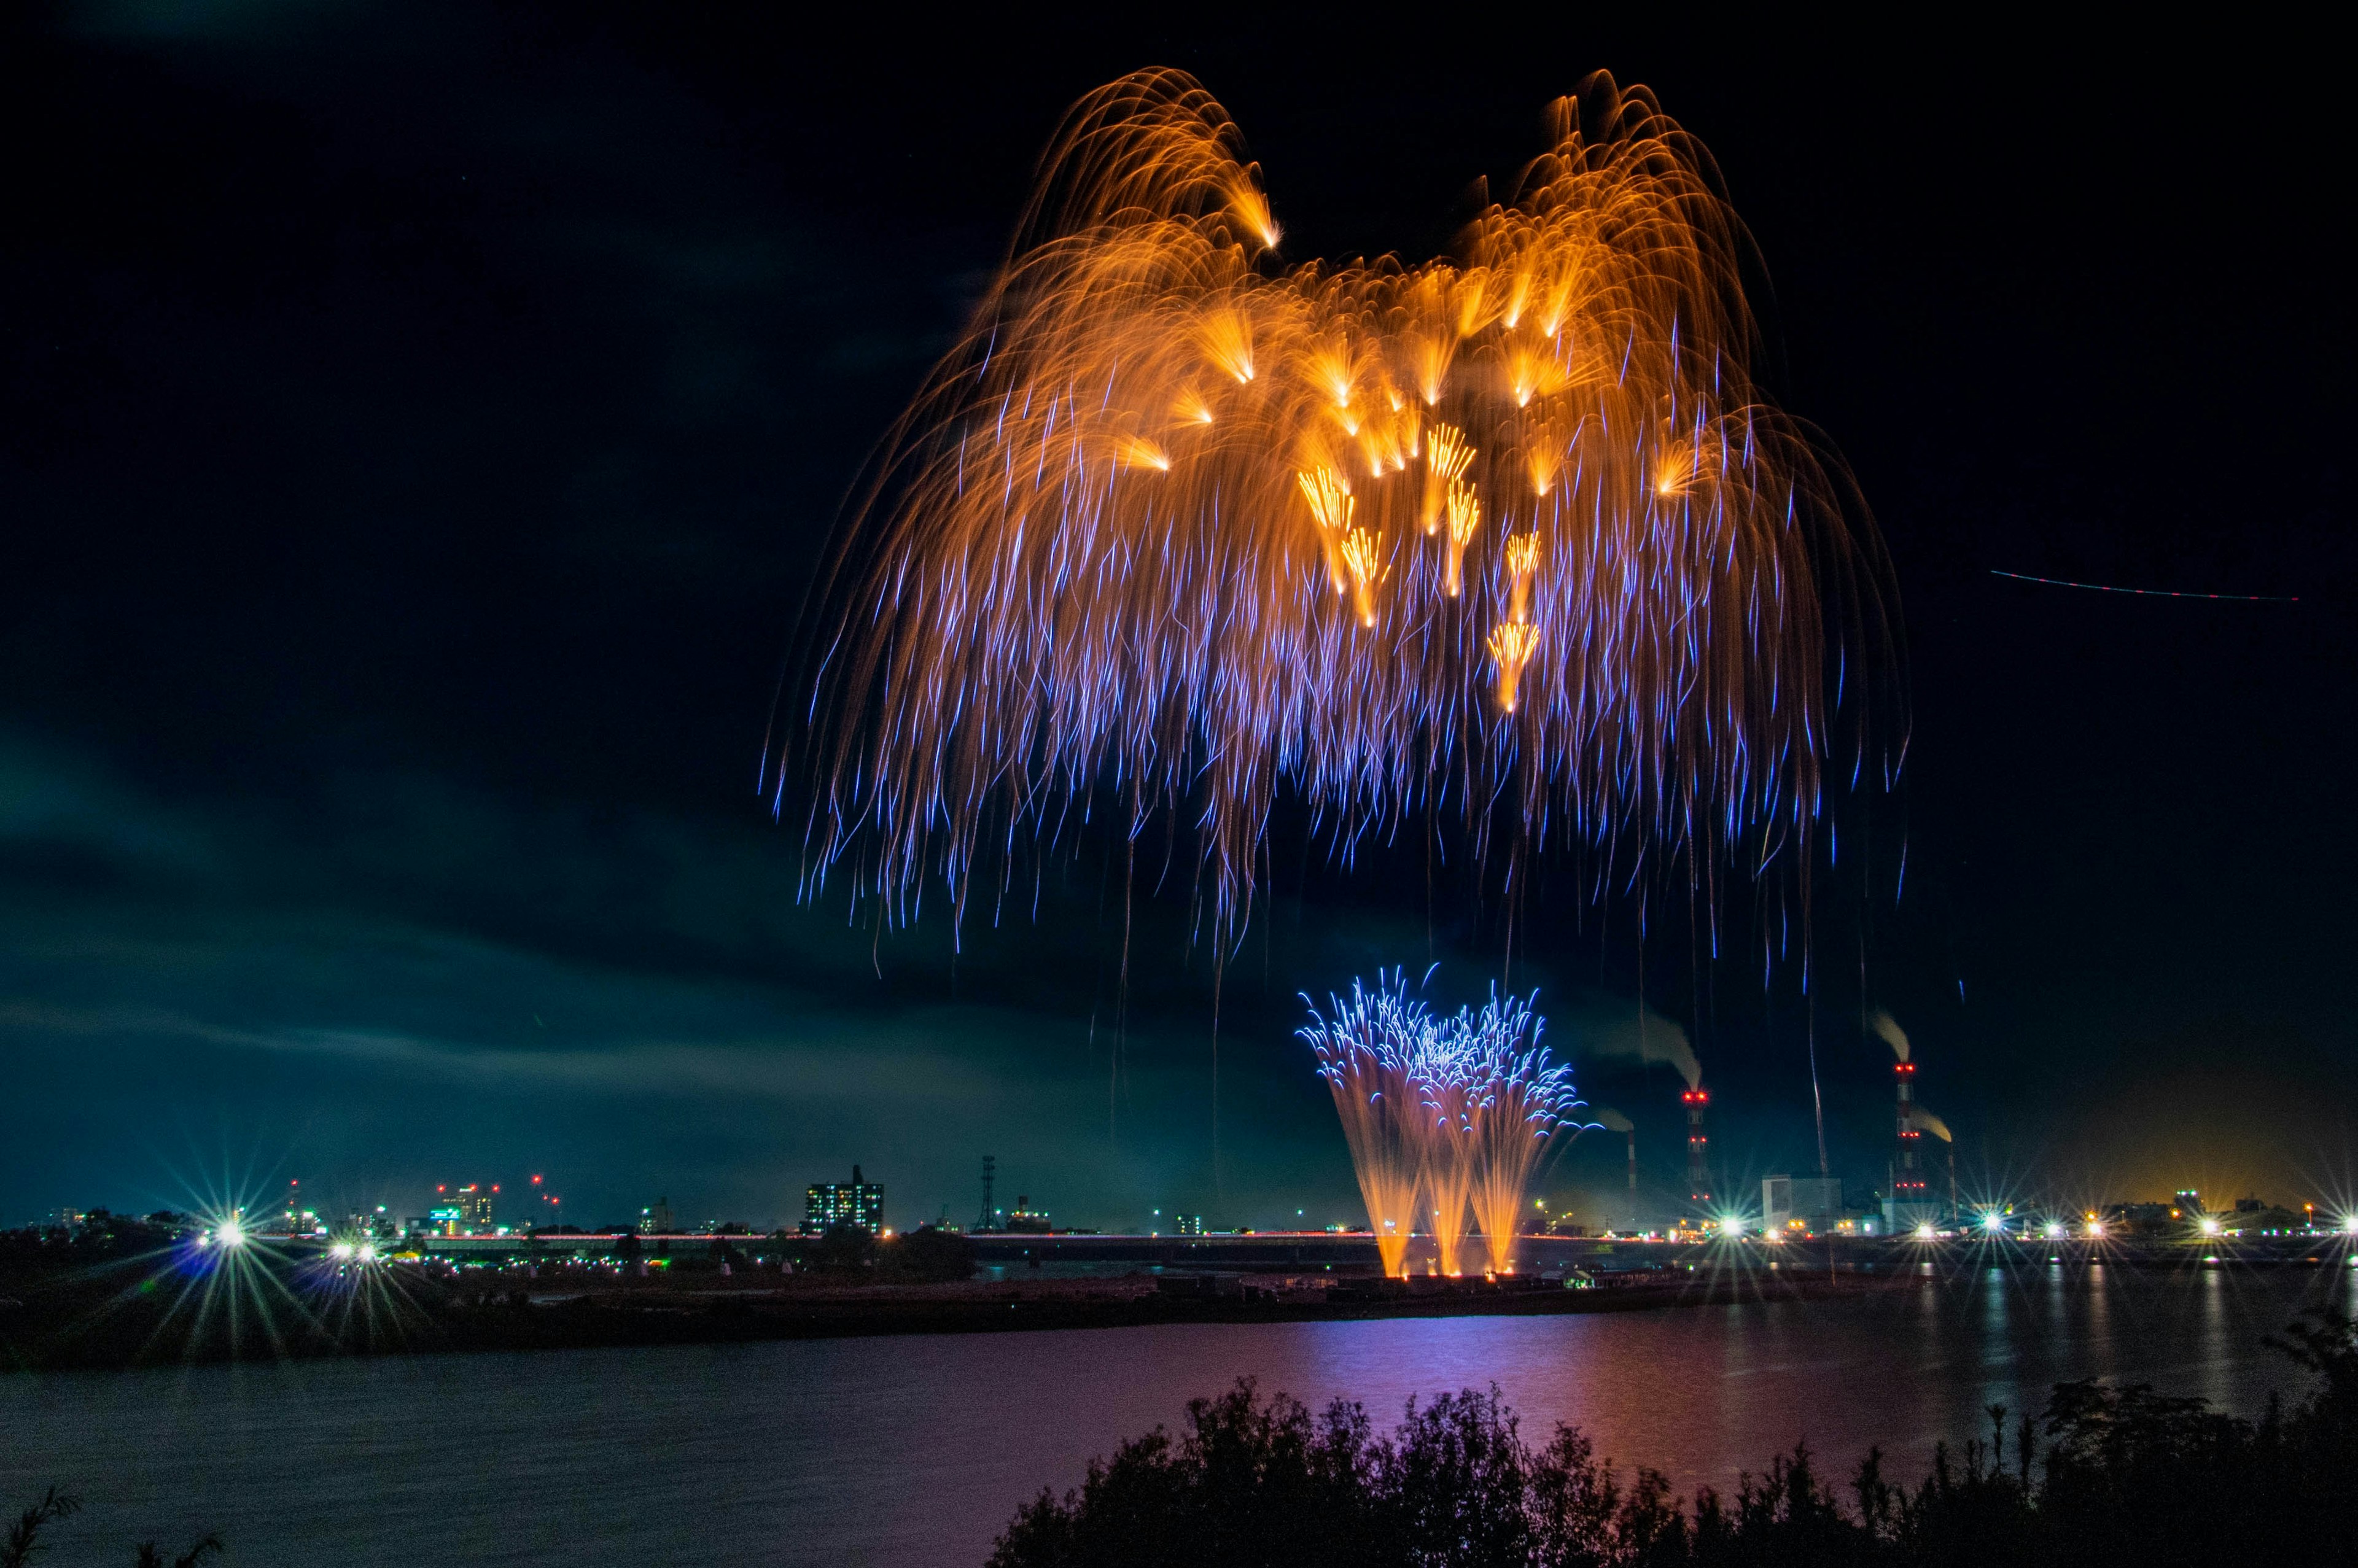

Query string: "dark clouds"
[[2, 7, 2352, 1228]]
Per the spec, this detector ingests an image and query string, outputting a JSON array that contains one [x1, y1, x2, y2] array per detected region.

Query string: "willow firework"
[[796, 69, 1897, 938], [1304, 972, 1586, 1277]]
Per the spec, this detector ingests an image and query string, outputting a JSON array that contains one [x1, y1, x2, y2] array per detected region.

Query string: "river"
[[2, 1262, 2350, 1566]]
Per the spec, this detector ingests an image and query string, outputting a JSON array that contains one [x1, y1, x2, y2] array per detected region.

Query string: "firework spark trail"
[[797, 68, 1898, 942], [1403, 1029, 1479, 1276], [1457, 989, 1588, 1275], [1304, 972, 1585, 1276], [1302, 972, 1431, 1277]]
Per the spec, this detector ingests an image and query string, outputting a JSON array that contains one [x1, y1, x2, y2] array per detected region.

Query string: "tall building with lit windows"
[[804, 1165, 884, 1234]]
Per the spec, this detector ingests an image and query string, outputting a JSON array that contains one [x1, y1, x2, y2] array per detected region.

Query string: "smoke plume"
[[1907, 1104, 1951, 1143], [1577, 999, 1702, 1089], [1592, 1106, 1633, 1133], [1870, 1007, 1910, 1063]]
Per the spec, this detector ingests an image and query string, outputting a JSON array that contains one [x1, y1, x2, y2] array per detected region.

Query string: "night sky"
[[4, 7, 2351, 1233]]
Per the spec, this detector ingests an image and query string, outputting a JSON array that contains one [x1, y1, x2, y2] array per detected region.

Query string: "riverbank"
[[0, 1262, 1908, 1371]]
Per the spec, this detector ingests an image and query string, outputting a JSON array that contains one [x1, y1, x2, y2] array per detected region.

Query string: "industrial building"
[[1762, 1176, 1844, 1235]]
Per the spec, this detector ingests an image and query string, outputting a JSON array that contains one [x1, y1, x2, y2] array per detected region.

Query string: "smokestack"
[[1593, 1108, 1638, 1227], [1592, 1108, 1636, 1191], [1683, 1087, 1711, 1205], [1893, 1060, 1928, 1212], [1904, 1104, 1958, 1216]]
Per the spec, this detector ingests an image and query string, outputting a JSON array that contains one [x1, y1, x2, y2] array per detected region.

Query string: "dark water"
[[2, 1264, 2350, 1566]]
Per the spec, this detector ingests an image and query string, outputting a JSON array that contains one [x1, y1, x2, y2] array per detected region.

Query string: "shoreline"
[[2, 1269, 1902, 1373], [8, 1246, 2348, 1374]]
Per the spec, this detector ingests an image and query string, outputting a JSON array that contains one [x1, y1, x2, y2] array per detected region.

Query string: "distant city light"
[[2044, 1221, 2066, 1240], [1915, 1222, 1937, 1241], [357, 1243, 378, 1262], [1981, 1213, 2006, 1233], [216, 1218, 246, 1248], [329, 1240, 356, 1260], [2085, 1219, 2105, 1238], [2199, 1216, 2222, 1236], [1720, 1216, 1745, 1238], [2342, 1215, 2358, 1236]]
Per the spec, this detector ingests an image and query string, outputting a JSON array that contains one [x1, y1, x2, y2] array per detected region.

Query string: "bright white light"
[[2342, 1216, 2358, 1236], [1721, 1216, 1745, 1238], [1915, 1222, 1937, 1241], [2198, 1216, 2222, 1236], [357, 1243, 378, 1262], [2085, 1220, 2104, 1238], [216, 1219, 247, 1248], [2043, 1222, 2066, 1240], [1982, 1213, 2006, 1233], [329, 1241, 356, 1260]]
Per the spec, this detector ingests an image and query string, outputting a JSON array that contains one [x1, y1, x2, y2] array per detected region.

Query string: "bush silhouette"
[[989, 1312, 2358, 1567]]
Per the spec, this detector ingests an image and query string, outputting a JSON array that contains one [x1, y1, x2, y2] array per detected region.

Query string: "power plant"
[[1563, 1004, 1980, 1237]]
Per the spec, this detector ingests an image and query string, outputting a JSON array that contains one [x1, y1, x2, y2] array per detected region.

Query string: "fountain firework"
[[793, 68, 1899, 943], [1403, 1028, 1478, 1276], [1304, 973, 1586, 1276], [1301, 974, 1430, 1277], [1460, 989, 1586, 1274]]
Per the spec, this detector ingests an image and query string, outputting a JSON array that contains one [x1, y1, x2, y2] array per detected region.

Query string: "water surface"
[[2, 1263, 2348, 1566]]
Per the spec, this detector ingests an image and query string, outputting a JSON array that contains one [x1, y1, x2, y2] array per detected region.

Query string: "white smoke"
[[1907, 1104, 1952, 1143], [1578, 999, 1701, 1089], [1870, 1007, 1910, 1064], [1592, 1106, 1633, 1133]]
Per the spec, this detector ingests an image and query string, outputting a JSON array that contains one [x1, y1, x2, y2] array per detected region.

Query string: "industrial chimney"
[[1891, 1060, 1930, 1217], [1683, 1087, 1712, 1206]]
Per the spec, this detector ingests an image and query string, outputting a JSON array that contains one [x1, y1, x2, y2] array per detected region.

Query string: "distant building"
[[427, 1183, 495, 1235], [266, 1179, 323, 1237], [806, 1166, 883, 1235], [1175, 1214, 1205, 1236], [639, 1197, 674, 1235], [1763, 1176, 1844, 1236], [1005, 1196, 1051, 1234], [348, 1207, 397, 1240]]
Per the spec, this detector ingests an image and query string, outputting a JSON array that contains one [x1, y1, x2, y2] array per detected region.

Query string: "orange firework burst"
[[796, 68, 1897, 939]]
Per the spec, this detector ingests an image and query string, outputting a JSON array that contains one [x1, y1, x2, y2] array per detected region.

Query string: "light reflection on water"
[[0, 1265, 2347, 1568]]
